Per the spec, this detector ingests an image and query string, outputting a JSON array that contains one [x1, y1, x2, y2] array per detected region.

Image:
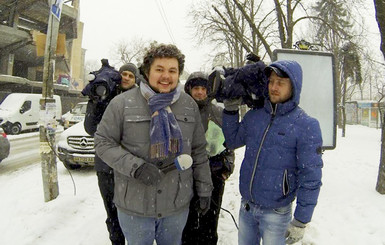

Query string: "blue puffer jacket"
[[223, 60, 323, 223]]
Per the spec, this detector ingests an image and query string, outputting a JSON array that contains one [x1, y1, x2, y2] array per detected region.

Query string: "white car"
[[57, 120, 94, 169], [62, 102, 87, 129]]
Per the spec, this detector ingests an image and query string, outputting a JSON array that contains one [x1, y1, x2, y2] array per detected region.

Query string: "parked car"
[[57, 120, 94, 170], [62, 102, 87, 129], [0, 127, 10, 163], [0, 93, 62, 135]]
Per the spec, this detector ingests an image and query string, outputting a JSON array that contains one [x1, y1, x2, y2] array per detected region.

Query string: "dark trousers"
[[182, 173, 225, 245], [97, 171, 126, 245]]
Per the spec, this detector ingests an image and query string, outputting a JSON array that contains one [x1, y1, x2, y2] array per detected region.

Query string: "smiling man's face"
[[148, 58, 179, 93]]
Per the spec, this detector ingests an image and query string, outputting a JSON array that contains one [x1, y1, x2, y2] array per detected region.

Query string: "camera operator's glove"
[[246, 52, 260, 63], [195, 196, 211, 216], [209, 148, 235, 180], [285, 219, 306, 244], [224, 98, 242, 112], [134, 163, 164, 186], [221, 148, 235, 180]]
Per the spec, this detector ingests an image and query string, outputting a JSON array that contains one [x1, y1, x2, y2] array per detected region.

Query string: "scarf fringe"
[[150, 139, 181, 159]]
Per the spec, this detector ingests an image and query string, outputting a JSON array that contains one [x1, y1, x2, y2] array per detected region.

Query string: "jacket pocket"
[[175, 114, 196, 138], [282, 169, 289, 196], [115, 173, 146, 214], [175, 114, 196, 152], [273, 203, 292, 215], [123, 115, 151, 143], [173, 168, 194, 209]]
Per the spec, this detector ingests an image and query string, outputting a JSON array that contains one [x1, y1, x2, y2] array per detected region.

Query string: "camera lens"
[[95, 85, 108, 97]]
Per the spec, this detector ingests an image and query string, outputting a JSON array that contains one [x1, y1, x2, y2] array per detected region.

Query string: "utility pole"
[[40, 0, 63, 202]]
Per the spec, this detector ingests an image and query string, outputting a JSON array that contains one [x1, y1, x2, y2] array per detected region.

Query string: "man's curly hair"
[[141, 44, 185, 76]]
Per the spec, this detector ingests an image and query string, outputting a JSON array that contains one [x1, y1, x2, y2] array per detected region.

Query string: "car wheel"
[[63, 161, 81, 170], [10, 123, 21, 135]]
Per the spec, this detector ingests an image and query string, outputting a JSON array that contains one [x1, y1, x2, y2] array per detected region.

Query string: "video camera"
[[207, 59, 268, 109], [81, 59, 122, 102]]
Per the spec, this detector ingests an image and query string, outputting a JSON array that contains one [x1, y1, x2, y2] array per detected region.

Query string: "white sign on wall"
[[273, 49, 336, 150]]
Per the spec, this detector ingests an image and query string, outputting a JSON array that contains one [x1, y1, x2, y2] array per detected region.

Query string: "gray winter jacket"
[[94, 87, 213, 218], [199, 102, 223, 132]]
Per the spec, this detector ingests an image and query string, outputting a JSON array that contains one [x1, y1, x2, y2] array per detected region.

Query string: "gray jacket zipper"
[[249, 103, 277, 203]]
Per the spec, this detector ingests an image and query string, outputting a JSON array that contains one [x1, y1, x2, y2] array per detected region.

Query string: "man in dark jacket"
[[222, 60, 323, 245], [182, 71, 235, 245], [84, 62, 139, 245]]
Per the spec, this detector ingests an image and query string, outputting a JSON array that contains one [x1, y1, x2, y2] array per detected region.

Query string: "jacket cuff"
[[223, 109, 239, 115], [291, 218, 307, 228]]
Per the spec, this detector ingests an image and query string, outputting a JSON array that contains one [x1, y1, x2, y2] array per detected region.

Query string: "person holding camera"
[[84, 61, 139, 245], [222, 60, 323, 245], [94, 44, 213, 245], [182, 71, 234, 245]]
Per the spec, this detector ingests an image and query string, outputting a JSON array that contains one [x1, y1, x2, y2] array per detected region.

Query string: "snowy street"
[[0, 125, 385, 245]]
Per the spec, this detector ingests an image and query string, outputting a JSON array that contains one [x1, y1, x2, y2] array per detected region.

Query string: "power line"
[[154, 0, 177, 45], [153, 0, 191, 73]]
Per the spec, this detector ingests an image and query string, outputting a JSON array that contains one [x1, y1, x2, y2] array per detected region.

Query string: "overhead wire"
[[153, 0, 190, 74], [154, 0, 177, 45]]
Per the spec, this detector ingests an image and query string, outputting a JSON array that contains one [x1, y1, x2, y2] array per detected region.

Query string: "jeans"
[[117, 208, 189, 245], [238, 199, 292, 245]]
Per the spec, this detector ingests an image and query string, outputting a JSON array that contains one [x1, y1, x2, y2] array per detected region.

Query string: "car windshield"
[[72, 104, 87, 115]]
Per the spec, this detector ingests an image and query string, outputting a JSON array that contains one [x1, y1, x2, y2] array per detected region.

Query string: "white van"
[[0, 93, 62, 134]]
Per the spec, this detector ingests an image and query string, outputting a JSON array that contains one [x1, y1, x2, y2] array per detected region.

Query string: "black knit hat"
[[119, 63, 138, 75]]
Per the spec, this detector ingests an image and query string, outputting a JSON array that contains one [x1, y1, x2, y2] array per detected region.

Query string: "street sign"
[[51, 0, 64, 20], [273, 49, 337, 150]]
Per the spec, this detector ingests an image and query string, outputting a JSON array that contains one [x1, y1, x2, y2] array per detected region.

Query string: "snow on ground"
[[1, 125, 385, 245]]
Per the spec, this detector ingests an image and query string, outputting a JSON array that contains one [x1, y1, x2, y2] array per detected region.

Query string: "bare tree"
[[189, 0, 258, 68], [111, 37, 154, 67], [189, 0, 334, 68], [310, 0, 366, 137], [339, 42, 363, 136]]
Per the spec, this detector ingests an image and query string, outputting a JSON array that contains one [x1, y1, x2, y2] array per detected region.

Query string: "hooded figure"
[[222, 60, 323, 245], [182, 71, 235, 245]]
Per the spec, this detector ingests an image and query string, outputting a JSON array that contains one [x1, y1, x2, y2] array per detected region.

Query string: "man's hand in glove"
[[134, 163, 164, 186], [285, 219, 306, 244], [195, 196, 211, 216]]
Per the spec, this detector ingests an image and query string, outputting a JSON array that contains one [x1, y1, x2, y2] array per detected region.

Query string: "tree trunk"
[[374, 0, 385, 59], [374, 0, 385, 194], [376, 113, 385, 194], [341, 74, 347, 137]]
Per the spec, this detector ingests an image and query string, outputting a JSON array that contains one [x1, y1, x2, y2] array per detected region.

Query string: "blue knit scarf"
[[140, 82, 183, 159]]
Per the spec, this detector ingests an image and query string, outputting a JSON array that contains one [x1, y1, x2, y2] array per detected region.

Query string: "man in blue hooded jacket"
[[222, 60, 323, 245]]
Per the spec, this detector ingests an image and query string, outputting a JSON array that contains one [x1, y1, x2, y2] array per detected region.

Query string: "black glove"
[[246, 52, 260, 63], [209, 148, 235, 180], [195, 196, 211, 216], [134, 163, 164, 186], [221, 149, 235, 179]]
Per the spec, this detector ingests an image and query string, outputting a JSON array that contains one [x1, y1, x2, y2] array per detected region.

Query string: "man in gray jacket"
[[94, 44, 213, 245]]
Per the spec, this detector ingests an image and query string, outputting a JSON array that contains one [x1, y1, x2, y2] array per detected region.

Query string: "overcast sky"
[[78, 0, 382, 74], [79, 0, 211, 73]]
